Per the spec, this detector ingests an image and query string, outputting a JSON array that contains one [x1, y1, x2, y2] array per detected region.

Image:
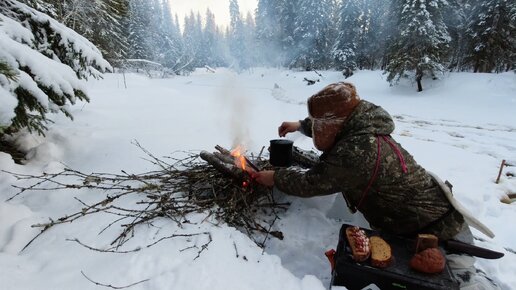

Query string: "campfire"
[[6, 142, 319, 253]]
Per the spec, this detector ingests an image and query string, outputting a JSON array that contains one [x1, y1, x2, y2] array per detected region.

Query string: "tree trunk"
[[416, 78, 423, 92], [416, 68, 423, 92]]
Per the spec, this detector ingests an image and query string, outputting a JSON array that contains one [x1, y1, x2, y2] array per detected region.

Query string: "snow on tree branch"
[[0, 0, 112, 135]]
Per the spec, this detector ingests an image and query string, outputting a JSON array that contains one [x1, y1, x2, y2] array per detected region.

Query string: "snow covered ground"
[[0, 68, 515, 290]]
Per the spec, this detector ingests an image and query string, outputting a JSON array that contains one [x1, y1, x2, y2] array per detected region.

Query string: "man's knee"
[[447, 254, 500, 290]]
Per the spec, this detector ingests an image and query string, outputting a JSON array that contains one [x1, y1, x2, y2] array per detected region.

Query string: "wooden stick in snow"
[[496, 159, 506, 184]]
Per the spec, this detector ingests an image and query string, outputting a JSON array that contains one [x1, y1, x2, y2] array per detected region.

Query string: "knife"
[[444, 240, 504, 259]]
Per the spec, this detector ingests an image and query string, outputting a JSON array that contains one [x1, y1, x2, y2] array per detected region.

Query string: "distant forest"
[[0, 0, 515, 149], [14, 1, 516, 80]]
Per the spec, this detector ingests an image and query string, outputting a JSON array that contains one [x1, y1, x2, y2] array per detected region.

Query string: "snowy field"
[[0, 68, 515, 290]]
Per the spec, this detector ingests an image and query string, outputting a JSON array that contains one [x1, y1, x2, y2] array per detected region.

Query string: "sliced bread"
[[370, 236, 392, 268]]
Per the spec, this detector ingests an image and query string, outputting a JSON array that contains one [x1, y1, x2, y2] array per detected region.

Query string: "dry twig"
[[6, 143, 292, 252], [81, 271, 150, 289]]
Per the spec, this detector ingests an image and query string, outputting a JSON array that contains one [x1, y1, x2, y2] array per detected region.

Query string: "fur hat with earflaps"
[[308, 82, 361, 151]]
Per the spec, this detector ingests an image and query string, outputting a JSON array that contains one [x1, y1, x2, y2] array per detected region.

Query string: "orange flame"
[[230, 145, 247, 171]]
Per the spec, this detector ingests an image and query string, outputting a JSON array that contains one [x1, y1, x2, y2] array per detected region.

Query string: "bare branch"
[[81, 271, 150, 289], [7, 142, 288, 253]]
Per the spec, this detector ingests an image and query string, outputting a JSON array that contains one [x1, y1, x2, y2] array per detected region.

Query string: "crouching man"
[[253, 82, 500, 290]]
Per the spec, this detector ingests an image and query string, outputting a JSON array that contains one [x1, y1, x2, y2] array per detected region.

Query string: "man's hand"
[[252, 170, 275, 187], [278, 121, 301, 137]]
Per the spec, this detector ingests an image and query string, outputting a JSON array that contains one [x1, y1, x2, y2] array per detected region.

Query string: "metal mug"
[[269, 139, 293, 167]]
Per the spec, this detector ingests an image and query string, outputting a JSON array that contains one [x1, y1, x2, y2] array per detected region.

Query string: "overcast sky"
[[168, 0, 258, 29]]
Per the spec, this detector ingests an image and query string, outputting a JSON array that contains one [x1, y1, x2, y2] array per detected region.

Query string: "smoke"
[[217, 76, 251, 149]]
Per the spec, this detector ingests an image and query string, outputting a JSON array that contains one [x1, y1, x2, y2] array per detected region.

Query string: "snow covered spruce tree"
[[127, 0, 152, 60], [276, 0, 300, 66], [443, 0, 470, 71], [356, 0, 391, 70], [385, 0, 451, 92], [20, 0, 129, 62], [243, 11, 258, 68], [0, 0, 111, 136], [332, 0, 362, 76], [255, 0, 284, 66], [155, 0, 183, 71], [200, 9, 227, 68], [291, 0, 334, 70], [182, 12, 203, 72], [147, 0, 172, 64], [228, 0, 249, 70], [462, 0, 516, 72], [90, 0, 129, 62]]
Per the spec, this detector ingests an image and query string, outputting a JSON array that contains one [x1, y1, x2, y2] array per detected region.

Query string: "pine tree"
[[17, 0, 55, 15], [182, 11, 203, 72], [332, 0, 361, 74], [200, 9, 226, 67], [512, 2, 516, 71], [159, 0, 185, 72], [0, 60, 18, 132], [463, 0, 515, 72], [242, 12, 257, 68], [292, 0, 333, 70], [255, 0, 282, 66], [277, 0, 300, 66], [356, 0, 390, 70], [170, 13, 195, 73], [194, 12, 205, 67], [385, 0, 451, 92], [127, 0, 153, 60], [91, 0, 129, 62], [0, 0, 110, 135], [228, 0, 247, 70], [442, 0, 470, 71], [19, 0, 129, 63]]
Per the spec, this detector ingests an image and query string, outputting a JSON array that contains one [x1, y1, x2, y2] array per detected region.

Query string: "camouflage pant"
[[448, 225, 500, 290]]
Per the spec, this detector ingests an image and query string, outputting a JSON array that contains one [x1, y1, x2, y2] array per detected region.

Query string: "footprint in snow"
[[271, 83, 305, 105]]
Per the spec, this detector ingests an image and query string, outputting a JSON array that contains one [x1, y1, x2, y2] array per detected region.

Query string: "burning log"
[[202, 145, 265, 189], [213, 151, 237, 165], [215, 145, 231, 155], [200, 151, 246, 182], [216, 145, 261, 172]]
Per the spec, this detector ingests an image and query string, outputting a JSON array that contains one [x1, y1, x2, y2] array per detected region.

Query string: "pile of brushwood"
[[5, 142, 319, 254]]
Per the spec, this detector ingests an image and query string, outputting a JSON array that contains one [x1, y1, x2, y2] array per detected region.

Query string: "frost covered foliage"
[[385, 0, 451, 92], [332, 0, 361, 71], [291, 0, 334, 70], [18, 0, 129, 62], [333, 0, 390, 74], [255, 0, 298, 66], [0, 0, 111, 135], [463, 0, 516, 73]]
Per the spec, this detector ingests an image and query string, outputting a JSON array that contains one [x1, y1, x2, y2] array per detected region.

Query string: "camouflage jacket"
[[274, 100, 464, 240]]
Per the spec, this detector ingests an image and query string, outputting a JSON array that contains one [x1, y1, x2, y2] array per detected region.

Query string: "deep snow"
[[0, 68, 515, 290]]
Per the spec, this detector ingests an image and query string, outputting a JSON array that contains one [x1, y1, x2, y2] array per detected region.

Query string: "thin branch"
[[81, 271, 150, 289], [67, 238, 141, 254], [8, 143, 289, 254]]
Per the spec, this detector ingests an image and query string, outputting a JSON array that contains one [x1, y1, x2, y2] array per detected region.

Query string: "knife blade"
[[444, 240, 504, 259]]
